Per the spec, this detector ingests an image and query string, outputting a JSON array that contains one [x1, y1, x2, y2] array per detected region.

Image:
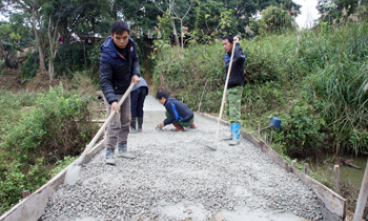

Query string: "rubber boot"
[[189, 123, 196, 129], [118, 143, 136, 159], [130, 117, 137, 133], [105, 148, 116, 165], [171, 122, 184, 131], [137, 117, 143, 132], [229, 123, 240, 146]]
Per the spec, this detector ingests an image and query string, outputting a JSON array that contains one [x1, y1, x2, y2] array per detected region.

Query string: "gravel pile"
[[42, 114, 322, 221]]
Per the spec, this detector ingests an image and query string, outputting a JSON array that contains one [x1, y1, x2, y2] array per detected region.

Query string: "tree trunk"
[[31, 7, 46, 72], [170, 18, 179, 45], [47, 6, 63, 84], [180, 19, 184, 50], [0, 39, 6, 59], [169, 0, 179, 46], [48, 59, 54, 84]]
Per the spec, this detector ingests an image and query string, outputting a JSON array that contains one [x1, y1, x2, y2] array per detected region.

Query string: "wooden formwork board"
[[0, 141, 106, 221], [198, 112, 346, 221]]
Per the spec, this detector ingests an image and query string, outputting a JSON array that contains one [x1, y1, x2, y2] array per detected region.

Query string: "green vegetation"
[[152, 21, 368, 158], [0, 83, 97, 215], [1, 0, 367, 217]]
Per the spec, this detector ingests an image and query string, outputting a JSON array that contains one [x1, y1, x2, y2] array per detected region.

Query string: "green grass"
[[152, 21, 368, 157]]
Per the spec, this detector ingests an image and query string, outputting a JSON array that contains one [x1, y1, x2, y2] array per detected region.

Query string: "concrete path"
[[42, 95, 322, 221]]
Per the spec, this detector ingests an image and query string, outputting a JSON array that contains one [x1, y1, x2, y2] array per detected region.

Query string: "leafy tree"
[[0, 23, 22, 68], [153, 0, 193, 45], [317, 0, 367, 22], [6, 0, 49, 72], [112, 0, 161, 35], [259, 5, 295, 35], [191, 0, 237, 41], [218, 0, 301, 34]]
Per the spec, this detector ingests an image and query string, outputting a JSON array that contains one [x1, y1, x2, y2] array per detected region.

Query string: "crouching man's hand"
[[156, 122, 165, 130]]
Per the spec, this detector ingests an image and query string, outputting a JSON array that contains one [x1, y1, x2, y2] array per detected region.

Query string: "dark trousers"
[[130, 87, 148, 118]]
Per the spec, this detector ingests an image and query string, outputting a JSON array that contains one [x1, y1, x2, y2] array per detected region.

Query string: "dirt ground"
[[0, 68, 68, 93]]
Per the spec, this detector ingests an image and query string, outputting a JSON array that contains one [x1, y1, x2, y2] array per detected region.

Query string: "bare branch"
[[152, 0, 167, 15]]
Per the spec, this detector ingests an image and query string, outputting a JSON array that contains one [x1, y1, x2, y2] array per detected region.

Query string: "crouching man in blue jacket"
[[156, 91, 196, 131]]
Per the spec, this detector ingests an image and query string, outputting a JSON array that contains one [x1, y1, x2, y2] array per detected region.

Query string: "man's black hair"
[[156, 91, 169, 100], [222, 35, 234, 43], [111, 20, 130, 35]]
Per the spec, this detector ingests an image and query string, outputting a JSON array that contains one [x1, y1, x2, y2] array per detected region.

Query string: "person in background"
[[99, 20, 141, 165], [156, 91, 196, 131], [221, 35, 246, 146], [130, 76, 149, 132]]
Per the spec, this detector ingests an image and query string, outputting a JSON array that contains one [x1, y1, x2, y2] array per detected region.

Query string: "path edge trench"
[[0, 113, 347, 221]]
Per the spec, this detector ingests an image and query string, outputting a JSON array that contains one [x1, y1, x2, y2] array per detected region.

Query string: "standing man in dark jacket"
[[100, 20, 141, 165], [222, 35, 246, 146], [156, 91, 196, 131]]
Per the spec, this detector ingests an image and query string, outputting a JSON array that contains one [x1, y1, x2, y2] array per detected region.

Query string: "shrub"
[[0, 83, 97, 214], [152, 21, 368, 156]]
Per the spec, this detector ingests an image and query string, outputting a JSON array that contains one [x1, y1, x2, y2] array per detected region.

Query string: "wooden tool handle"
[[81, 82, 135, 157], [214, 42, 237, 146]]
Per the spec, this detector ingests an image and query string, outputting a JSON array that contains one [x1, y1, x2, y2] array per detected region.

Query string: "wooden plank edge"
[[0, 140, 105, 221], [197, 112, 346, 221]]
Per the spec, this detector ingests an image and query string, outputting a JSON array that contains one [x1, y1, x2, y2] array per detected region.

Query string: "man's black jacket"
[[224, 42, 246, 88], [100, 36, 140, 104]]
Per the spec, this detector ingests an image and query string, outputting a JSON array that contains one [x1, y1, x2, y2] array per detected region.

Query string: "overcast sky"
[[0, 1, 321, 28], [294, 0, 321, 28]]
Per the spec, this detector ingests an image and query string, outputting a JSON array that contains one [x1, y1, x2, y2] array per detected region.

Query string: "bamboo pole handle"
[[214, 41, 237, 147], [80, 82, 135, 158], [353, 159, 368, 221]]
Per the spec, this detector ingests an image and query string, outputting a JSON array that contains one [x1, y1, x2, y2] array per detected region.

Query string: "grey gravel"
[[41, 100, 323, 221]]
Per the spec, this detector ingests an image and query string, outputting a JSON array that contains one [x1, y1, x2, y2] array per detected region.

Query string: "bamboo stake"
[[265, 134, 268, 144], [22, 190, 30, 198], [353, 159, 368, 221], [333, 165, 340, 194], [304, 163, 309, 175], [291, 160, 296, 169], [198, 79, 208, 112], [270, 127, 274, 144]]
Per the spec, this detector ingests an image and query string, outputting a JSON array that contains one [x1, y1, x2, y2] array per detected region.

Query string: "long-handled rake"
[[64, 82, 135, 185], [206, 41, 236, 151]]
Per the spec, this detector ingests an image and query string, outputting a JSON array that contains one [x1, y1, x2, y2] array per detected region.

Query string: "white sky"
[[0, 1, 321, 28], [294, 0, 321, 28]]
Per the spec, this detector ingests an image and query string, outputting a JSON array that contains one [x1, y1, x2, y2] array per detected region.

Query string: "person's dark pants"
[[130, 87, 148, 131]]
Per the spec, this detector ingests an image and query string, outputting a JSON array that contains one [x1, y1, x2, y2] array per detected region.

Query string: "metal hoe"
[[207, 41, 236, 151], [64, 82, 135, 185]]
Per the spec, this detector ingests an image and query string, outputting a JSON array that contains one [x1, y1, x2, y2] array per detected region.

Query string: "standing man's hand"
[[110, 101, 120, 114], [132, 75, 140, 86], [233, 37, 239, 43]]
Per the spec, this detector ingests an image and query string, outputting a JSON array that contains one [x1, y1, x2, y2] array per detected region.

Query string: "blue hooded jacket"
[[163, 97, 194, 125], [99, 36, 141, 104]]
